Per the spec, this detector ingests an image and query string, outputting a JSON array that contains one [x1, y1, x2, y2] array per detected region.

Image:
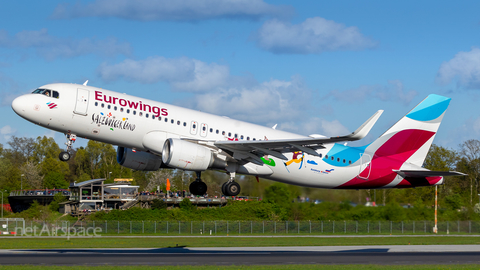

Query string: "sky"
[[1, 0, 480, 151]]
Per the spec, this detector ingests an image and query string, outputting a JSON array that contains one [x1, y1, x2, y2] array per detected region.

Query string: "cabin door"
[[74, 88, 89, 115], [358, 153, 372, 180]]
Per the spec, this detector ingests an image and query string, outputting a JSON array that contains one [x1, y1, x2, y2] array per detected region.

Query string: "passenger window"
[[114, 106, 117, 111], [210, 128, 213, 133], [107, 105, 111, 109], [343, 159, 346, 163], [165, 118, 168, 122], [349, 161, 352, 164], [171, 119, 174, 124], [247, 137, 250, 140], [325, 155, 328, 159], [222, 131, 225, 135], [145, 113, 148, 118], [133, 111, 136, 115], [95, 102, 98, 106], [240, 135, 244, 140], [234, 134, 238, 138], [228, 132, 231, 137], [331, 156, 334, 160], [158, 117, 162, 121], [152, 115, 155, 119], [120, 108, 124, 112], [216, 130, 219, 134], [183, 122, 186, 126], [337, 158, 340, 162], [253, 138, 256, 141], [127, 109, 130, 113], [101, 103, 104, 108], [177, 121, 180, 125]]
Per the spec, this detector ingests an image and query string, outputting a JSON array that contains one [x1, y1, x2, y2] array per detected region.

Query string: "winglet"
[[346, 110, 383, 141]]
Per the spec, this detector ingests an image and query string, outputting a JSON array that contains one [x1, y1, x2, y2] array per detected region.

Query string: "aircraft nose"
[[12, 95, 28, 116]]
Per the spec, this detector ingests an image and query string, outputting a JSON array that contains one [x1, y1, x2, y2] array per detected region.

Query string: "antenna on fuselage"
[[83, 80, 89, 86]]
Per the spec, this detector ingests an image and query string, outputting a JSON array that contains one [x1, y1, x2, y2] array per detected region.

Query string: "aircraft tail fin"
[[367, 94, 451, 167]]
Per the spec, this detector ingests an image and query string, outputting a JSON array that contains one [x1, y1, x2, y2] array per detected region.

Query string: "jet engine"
[[117, 147, 162, 171], [162, 138, 214, 171]]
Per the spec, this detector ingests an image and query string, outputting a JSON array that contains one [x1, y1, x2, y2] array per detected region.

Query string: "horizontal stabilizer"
[[394, 170, 466, 178]]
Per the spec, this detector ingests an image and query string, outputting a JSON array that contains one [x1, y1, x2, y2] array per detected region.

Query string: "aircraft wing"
[[394, 170, 467, 178], [213, 110, 383, 163]]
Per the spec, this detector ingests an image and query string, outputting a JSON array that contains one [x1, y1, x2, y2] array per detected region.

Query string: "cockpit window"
[[32, 89, 59, 98]]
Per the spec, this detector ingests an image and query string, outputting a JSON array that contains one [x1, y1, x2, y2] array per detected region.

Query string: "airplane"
[[11, 82, 464, 196]]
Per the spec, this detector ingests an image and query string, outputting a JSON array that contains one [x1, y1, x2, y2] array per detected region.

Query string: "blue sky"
[[1, 0, 480, 150]]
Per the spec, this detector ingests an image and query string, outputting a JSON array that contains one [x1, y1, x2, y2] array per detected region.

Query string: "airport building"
[[9, 178, 227, 215]]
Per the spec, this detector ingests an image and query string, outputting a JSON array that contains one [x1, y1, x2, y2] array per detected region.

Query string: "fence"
[[6, 220, 480, 236], [0, 218, 25, 235]]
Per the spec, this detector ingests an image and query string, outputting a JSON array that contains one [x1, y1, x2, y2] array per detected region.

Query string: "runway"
[[1, 246, 480, 266]]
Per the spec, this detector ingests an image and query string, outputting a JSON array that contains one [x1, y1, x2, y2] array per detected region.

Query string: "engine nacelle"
[[162, 138, 213, 171], [117, 147, 162, 171]]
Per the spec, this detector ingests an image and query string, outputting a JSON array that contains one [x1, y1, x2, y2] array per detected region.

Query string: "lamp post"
[[1, 190, 4, 218], [21, 174, 24, 190]]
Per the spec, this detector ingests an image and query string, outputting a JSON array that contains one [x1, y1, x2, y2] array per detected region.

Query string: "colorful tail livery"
[[337, 94, 464, 189]]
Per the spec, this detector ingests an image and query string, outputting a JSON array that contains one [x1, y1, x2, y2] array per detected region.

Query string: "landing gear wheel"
[[221, 182, 228, 196], [189, 181, 207, 196], [225, 182, 240, 196], [60, 132, 76, 162], [59, 151, 71, 161]]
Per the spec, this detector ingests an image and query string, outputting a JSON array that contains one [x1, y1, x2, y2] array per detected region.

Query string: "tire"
[[197, 181, 207, 195], [226, 182, 241, 196], [59, 151, 70, 161], [221, 182, 228, 196], [189, 181, 207, 196]]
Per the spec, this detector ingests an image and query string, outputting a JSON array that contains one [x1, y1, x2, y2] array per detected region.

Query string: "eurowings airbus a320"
[[11, 82, 464, 196]]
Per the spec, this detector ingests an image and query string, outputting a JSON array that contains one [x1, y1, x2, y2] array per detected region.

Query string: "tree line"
[[0, 136, 479, 213]]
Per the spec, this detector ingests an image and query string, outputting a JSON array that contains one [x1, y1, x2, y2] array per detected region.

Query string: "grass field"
[[0, 265, 480, 270], [1, 236, 480, 249]]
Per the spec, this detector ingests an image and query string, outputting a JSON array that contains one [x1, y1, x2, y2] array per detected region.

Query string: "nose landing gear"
[[59, 133, 76, 161]]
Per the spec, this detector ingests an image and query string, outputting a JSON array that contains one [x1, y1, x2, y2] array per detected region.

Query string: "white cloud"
[[98, 56, 232, 91], [326, 80, 418, 106], [0, 125, 16, 141], [186, 75, 310, 123], [0, 29, 131, 60], [254, 17, 377, 54], [51, 0, 293, 21], [280, 118, 349, 137], [436, 47, 480, 89]]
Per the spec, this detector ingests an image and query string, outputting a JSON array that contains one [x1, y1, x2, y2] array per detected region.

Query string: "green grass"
[[1, 265, 480, 270], [1, 236, 480, 249]]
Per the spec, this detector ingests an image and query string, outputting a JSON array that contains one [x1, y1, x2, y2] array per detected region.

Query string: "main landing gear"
[[59, 133, 77, 162], [189, 172, 208, 196], [222, 172, 241, 197], [188, 171, 241, 197]]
